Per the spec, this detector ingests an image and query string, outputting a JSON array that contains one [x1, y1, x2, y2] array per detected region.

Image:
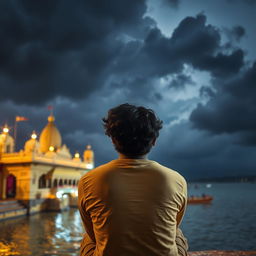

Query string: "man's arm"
[[78, 178, 96, 242], [176, 178, 188, 227]]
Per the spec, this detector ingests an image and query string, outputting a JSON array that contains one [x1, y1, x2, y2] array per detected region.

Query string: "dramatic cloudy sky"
[[1, 0, 256, 180]]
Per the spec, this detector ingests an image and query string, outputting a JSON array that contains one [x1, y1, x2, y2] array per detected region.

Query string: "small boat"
[[188, 195, 213, 204]]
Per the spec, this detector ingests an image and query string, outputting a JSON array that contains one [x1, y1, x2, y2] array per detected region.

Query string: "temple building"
[[0, 114, 94, 216]]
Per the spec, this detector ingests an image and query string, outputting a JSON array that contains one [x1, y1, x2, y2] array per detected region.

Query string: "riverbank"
[[0, 208, 255, 255], [189, 251, 256, 256]]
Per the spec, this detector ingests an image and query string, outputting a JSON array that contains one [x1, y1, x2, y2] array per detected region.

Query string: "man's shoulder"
[[80, 161, 114, 180], [151, 161, 187, 185]]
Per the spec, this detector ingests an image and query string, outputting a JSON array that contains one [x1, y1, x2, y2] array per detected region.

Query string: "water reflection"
[[1, 183, 256, 254], [182, 183, 256, 250], [0, 242, 20, 255], [0, 209, 83, 256]]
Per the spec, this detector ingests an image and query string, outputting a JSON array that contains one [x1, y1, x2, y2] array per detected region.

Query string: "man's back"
[[78, 158, 187, 256]]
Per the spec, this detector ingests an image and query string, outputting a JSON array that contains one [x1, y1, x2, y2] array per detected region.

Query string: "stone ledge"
[[189, 251, 256, 256]]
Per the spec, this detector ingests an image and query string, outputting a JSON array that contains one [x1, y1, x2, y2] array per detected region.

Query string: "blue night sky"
[[0, 0, 256, 180]]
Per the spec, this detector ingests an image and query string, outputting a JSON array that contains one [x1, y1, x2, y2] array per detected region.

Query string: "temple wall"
[[29, 164, 53, 200], [3, 164, 31, 200], [0, 167, 3, 199]]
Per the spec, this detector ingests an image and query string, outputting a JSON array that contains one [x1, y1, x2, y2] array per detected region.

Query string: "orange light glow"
[[49, 146, 54, 152]]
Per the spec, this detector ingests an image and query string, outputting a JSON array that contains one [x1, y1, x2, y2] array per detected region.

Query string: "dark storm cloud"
[[109, 13, 245, 96], [109, 76, 163, 104], [1, 1, 255, 178], [171, 14, 220, 56], [152, 122, 256, 179], [194, 49, 244, 78], [1, 2, 246, 105], [161, 0, 180, 8], [223, 25, 246, 43], [190, 62, 256, 145], [199, 86, 215, 97], [231, 26, 246, 41], [245, 0, 256, 4], [170, 15, 244, 77], [168, 74, 195, 89], [0, 0, 151, 104], [227, 0, 256, 5]]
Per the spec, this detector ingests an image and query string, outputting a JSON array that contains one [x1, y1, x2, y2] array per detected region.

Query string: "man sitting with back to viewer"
[[78, 103, 188, 256]]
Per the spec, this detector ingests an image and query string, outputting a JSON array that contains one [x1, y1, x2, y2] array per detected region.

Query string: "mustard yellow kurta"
[[78, 159, 187, 256]]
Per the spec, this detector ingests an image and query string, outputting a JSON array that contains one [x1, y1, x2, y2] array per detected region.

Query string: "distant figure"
[[78, 103, 188, 256]]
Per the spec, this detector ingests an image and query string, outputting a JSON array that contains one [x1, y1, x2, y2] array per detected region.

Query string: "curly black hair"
[[103, 103, 163, 156]]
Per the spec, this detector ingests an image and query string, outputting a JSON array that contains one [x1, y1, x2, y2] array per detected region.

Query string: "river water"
[[0, 183, 255, 255]]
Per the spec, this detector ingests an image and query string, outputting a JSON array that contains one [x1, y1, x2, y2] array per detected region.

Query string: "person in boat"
[[78, 103, 188, 256]]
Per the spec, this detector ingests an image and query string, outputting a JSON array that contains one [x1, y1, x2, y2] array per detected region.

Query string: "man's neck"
[[118, 153, 148, 160]]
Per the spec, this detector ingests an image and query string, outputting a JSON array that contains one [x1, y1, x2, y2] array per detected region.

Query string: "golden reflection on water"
[[0, 209, 83, 256], [0, 242, 20, 255], [12, 219, 30, 255]]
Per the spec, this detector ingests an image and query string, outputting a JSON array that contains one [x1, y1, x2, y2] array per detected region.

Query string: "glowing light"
[[3, 127, 9, 133], [49, 146, 54, 152], [31, 132, 37, 140], [48, 115, 55, 122], [56, 191, 63, 198], [74, 152, 80, 158], [86, 163, 93, 169]]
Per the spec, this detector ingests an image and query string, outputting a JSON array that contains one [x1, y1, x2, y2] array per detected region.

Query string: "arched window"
[[6, 174, 16, 198], [47, 179, 52, 188], [39, 174, 47, 189], [6, 145, 11, 153], [73, 180, 76, 186], [59, 179, 63, 187], [53, 179, 58, 188], [64, 179, 68, 185], [68, 180, 72, 185]]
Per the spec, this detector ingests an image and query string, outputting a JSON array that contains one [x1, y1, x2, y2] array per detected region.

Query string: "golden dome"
[[0, 125, 14, 153], [25, 139, 40, 154], [39, 115, 62, 153]]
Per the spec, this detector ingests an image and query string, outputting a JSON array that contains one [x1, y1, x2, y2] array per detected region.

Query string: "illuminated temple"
[[0, 114, 94, 218]]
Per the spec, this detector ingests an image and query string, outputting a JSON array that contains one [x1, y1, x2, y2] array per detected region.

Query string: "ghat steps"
[[0, 200, 27, 221]]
